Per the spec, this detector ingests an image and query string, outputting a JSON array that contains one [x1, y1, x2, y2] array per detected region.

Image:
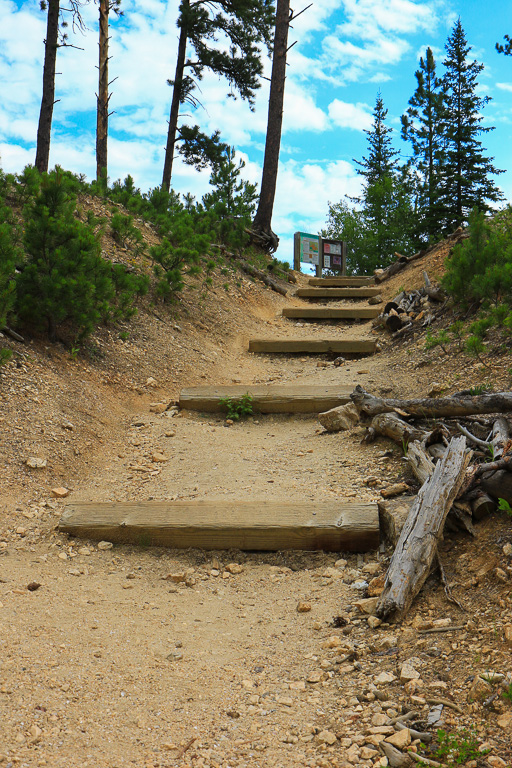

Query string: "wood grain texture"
[[376, 436, 471, 621], [248, 338, 376, 354], [282, 307, 379, 320], [296, 287, 382, 299], [308, 277, 375, 287], [59, 501, 380, 552], [179, 384, 353, 413]]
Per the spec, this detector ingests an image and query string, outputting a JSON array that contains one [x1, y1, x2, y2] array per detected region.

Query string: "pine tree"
[[401, 47, 446, 243], [251, 0, 290, 253], [355, 94, 398, 186], [96, 0, 122, 183], [161, 0, 274, 192], [440, 19, 503, 230], [35, 0, 86, 173]]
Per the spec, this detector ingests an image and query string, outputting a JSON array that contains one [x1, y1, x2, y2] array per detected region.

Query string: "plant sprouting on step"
[[218, 393, 254, 421]]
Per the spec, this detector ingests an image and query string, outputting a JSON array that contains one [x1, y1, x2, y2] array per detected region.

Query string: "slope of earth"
[[0, 223, 511, 768]]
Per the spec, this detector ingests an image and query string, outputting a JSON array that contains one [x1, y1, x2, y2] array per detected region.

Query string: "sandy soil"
[[1, 230, 511, 768]]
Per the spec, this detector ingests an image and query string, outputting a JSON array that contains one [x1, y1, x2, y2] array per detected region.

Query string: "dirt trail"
[[1, 268, 511, 768]]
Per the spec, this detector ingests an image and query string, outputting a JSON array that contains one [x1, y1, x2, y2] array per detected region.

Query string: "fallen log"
[[351, 386, 512, 419], [211, 244, 288, 296], [368, 412, 426, 445], [376, 436, 471, 622]]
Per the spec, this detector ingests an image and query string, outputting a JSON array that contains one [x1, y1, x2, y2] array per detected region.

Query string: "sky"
[[2, 0, 512, 264]]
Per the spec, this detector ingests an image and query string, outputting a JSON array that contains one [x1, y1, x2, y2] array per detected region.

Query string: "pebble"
[[225, 563, 243, 574], [297, 601, 312, 613], [151, 452, 168, 462], [385, 728, 411, 749], [321, 636, 342, 649], [97, 541, 113, 551], [467, 676, 492, 702], [503, 543, 512, 556], [25, 457, 47, 469], [400, 664, 420, 684], [307, 671, 323, 684], [51, 487, 70, 498], [317, 730, 337, 745], [374, 671, 396, 685]]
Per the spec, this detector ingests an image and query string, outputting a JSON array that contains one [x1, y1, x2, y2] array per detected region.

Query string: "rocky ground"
[[0, 222, 511, 768]]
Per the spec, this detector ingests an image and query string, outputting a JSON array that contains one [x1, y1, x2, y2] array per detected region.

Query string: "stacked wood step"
[[308, 276, 375, 287], [59, 500, 380, 552], [248, 338, 376, 355], [296, 287, 381, 299], [179, 384, 353, 413], [282, 306, 379, 320]]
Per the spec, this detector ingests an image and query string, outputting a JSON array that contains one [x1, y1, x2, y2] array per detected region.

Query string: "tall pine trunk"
[[251, 0, 290, 250], [96, 0, 109, 182], [162, 3, 189, 193], [35, 0, 60, 173]]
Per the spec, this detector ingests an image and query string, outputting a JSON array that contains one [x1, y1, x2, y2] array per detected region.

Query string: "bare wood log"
[[423, 271, 446, 302], [407, 441, 435, 485], [385, 312, 404, 333], [475, 456, 512, 475], [368, 413, 426, 444], [471, 493, 497, 521], [491, 416, 510, 458], [456, 422, 490, 448], [3, 327, 25, 342], [351, 386, 512, 419], [212, 244, 288, 296], [480, 469, 512, 506], [376, 437, 471, 622]]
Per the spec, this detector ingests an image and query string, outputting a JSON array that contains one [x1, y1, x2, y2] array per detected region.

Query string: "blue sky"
[[2, 0, 512, 263]]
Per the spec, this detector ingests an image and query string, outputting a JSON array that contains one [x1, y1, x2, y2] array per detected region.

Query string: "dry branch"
[[376, 436, 471, 622], [351, 386, 512, 419]]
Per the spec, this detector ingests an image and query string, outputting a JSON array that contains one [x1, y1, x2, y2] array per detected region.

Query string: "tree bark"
[[35, 0, 60, 173], [376, 436, 471, 622], [162, 4, 188, 193], [351, 386, 512, 419], [96, 0, 109, 182], [251, 0, 290, 250]]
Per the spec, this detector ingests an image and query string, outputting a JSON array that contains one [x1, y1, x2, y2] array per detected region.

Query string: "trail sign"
[[293, 232, 345, 275]]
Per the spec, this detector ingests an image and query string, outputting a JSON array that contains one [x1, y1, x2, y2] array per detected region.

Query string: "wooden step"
[[308, 277, 375, 287], [59, 500, 380, 552], [296, 287, 382, 299], [180, 384, 354, 413], [283, 306, 379, 320], [248, 338, 376, 355]]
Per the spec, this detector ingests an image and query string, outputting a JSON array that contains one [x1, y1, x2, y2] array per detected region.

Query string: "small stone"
[[503, 624, 512, 647], [400, 664, 420, 684], [225, 563, 243, 574], [362, 562, 381, 576], [151, 452, 168, 462], [467, 676, 493, 702], [30, 725, 42, 739], [317, 730, 337, 745], [241, 679, 255, 689], [374, 671, 396, 685], [372, 714, 388, 726], [165, 430, 176, 438], [487, 758, 507, 768], [167, 651, 183, 661], [289, 681, 306, 691], [318, 402, 360, 433], [25, 457, 47, 469], [51, 487, 70, 498], [57, 552, 68, 560], [385, 729, 411, 749], [503, 542, 512, 557], [226, 709, 240, 718], [335, 559, 347, 570], [360, 747, 378, 759], [276, 696, 293, 706], [78, 547, 91, 555], [166, 572, 186, 583], [368, 575, 386, 597], [149, 402, 168, 414], [321, 635, 342, 649], [61, 419, 74, 430], [307, 671, 323, 684], [97, 541, 113, 551], [146, 377, 158, 387], [297, 601, 312, 613], [354, 597, 379, 615], [497, 712, 512, 729], [367, 616, 382, 629], [93, 650, 102, 658], [27, 582, 41, 592], [322, 567, 341, 579]]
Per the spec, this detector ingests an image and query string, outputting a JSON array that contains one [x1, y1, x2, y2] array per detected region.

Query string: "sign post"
[[294, 232, 345, 275]]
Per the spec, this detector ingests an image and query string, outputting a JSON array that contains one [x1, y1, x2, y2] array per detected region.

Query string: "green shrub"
[[0, 202, 18, 329], [110, 212, 144, 252], [17, 169, 114, 342]]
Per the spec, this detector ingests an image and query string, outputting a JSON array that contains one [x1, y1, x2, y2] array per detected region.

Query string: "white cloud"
[[328, 99, 372, 130], [496, 82, 512, 93]]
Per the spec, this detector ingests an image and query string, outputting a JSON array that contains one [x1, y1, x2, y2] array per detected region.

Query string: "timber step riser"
[[282, 307, 379, 320], [308, 277, 376, 287], [248, 339, 376, 355], [179, 385, 353, 413], [59, 501, 380, 552], [296, 288, 382, 299]]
